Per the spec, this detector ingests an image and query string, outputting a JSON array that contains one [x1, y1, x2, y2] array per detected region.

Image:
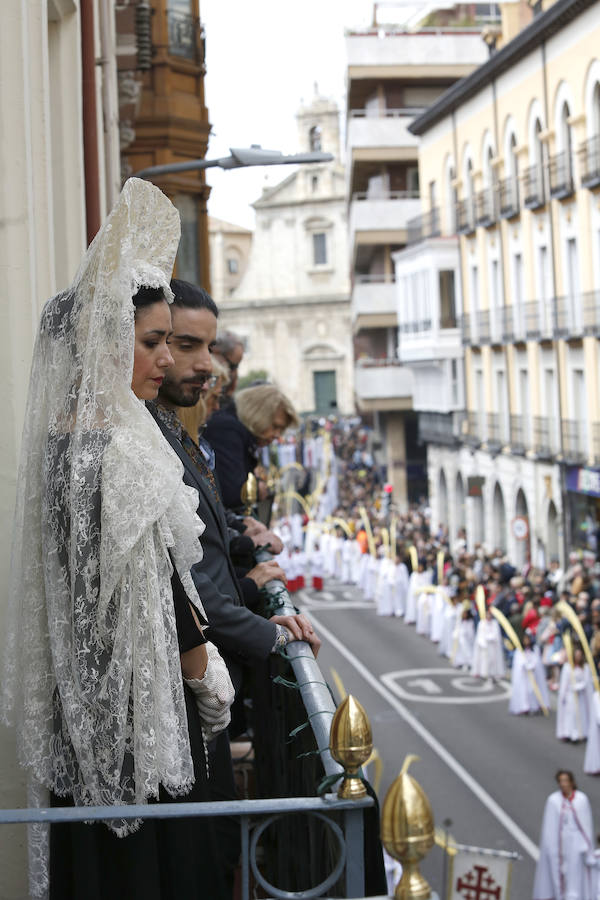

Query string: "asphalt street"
[[296, 577, 600, 900]]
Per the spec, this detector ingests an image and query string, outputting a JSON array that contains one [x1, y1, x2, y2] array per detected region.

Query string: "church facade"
[[216, 93, 354, 416]]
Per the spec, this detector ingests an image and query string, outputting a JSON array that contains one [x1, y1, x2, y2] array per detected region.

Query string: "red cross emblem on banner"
[[456, 864, 502, 900]]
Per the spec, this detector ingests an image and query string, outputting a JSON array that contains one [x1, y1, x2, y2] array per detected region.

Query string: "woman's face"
[[257, 405, 288, 447], [131, 301, 174, 400], [205, 377, 223, 417]]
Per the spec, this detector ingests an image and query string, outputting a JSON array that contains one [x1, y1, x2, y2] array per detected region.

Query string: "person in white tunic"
[[332, 533, 344, 581], [533, 769, 595, 900], [557, 649, 592, 742], [451, 607, 475, 669], [405, 562, 432, 625], [350, 538, 363, 585], [584, 679, 600, 775], [376, 555, 396, 616], [364, 553, 381, 602], [430, 586, 448, 643], [340, 536, 353, 584], [393, 557, 409, 618], [290, 512, 304, 550], [509, 634, 550, 715], [440, 596, 460, 658], [471, 610, 505, 680], [415, 587, 434, 636]]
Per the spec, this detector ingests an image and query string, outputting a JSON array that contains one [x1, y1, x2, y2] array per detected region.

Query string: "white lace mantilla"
[[1, 179, 210, 893]]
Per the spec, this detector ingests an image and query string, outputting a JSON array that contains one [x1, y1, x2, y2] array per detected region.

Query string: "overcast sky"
[[200, 0, 380, 229]]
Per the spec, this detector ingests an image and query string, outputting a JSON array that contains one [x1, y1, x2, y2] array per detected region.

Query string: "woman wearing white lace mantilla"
[[0, 178, 234, 899]]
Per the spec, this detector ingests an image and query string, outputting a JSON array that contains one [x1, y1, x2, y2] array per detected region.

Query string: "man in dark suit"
[[147, 278, 320, 895]]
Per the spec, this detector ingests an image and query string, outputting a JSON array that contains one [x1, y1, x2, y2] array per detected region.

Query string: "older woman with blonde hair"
[[204, 383, 299, 512]]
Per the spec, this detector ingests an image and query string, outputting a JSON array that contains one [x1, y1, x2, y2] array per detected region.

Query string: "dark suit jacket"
[[203, 406, 257, 512], [150, 408, 277, 692]]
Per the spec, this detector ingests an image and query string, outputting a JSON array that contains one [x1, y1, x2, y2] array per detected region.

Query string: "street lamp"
[[134, 146, 333, 179]]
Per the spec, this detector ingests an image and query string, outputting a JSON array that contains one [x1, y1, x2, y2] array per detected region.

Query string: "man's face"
[[159, 306, 217, 407]]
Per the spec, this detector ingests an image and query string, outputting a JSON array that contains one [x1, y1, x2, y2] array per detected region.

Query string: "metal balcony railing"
[[167, 10, 203, 62], [554, 294, 584, 338], [501, 304, 514, 342], [498, 175, 520, 219], [562, 419, 587, 463], [510, 414, 527, 454], [533, 416, 557, 459], [486, 412, 502, 448], [548, 150, 575, 200], [406, 207, 441, 245], [399, 319, 432, 334], [0, 552, 374, 899], [463, 410, 482, 446], [418, 411, 461, 446], [579, 135, 600, 189], [522, 163, 545, 210], [474, 186, 496, 227], [352, 190, 421, 202], [456, 197, 475, 235], [582, 290, 600, 336], [349, 106, 426, 118]]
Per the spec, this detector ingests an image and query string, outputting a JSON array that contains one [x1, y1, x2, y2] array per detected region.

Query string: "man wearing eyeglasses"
[[212, 330, 244, 397]]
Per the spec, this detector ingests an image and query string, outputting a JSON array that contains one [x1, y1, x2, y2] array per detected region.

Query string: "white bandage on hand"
[[185, 642, 235, 738]]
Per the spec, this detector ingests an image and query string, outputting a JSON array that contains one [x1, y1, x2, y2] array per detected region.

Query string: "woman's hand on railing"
[[185, 642, 235, 738], [270, 613, 322, 658]]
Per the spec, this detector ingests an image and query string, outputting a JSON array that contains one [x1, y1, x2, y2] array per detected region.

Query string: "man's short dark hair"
[[170, 278, 219, 318]]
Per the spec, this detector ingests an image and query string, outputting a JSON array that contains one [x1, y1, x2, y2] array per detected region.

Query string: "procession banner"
[[448, 849, 512, 900]]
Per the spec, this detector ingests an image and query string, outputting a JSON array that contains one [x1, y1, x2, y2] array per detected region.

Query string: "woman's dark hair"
[[555, 769, 576, 789], [132, 286, 165, 315]]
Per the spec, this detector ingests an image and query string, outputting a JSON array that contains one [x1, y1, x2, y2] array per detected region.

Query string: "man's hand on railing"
[[243, 517, 284, 554], [246, 560, 287, 589], [270, 613, 322, 658]]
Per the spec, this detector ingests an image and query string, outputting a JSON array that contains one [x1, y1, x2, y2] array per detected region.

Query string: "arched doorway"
[[492, 483, 507, 553], [547, 501, 559, 562], [438, 469, 449, 532], [515, 488, 531, 567]]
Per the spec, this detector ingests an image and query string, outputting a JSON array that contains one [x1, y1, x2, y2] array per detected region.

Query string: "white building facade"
[[217, 93, 354, 416]]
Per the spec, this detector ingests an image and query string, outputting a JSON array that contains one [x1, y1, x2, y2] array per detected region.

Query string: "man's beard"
[[159, 372, 209, 407]]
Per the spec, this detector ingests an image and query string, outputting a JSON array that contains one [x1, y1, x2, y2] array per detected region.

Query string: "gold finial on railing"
[[241, 472, 258, 516], [329, 694, 373, 800], [381, 755, 435, 899]]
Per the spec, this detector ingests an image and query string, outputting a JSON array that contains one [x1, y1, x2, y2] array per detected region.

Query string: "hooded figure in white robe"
[[290, 513, 304, 550], [509, 638, 549, 715], [340, 537, 353, 583], [533, 771, 595, 900], [440, 599, 460, 657], [471, 612, 505, 679], [350, 538, 363, 584], [364, 554, 381, 602], [584, 685, 600, 775], [376, 556, 396, 616], [557, 654, 592, 742], [430, 588, 448, 643]]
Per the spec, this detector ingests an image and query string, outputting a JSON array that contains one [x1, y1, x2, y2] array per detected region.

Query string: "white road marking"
[[381, 668, 511, 705], [406, 677, 443, 695], [306, 610, 540, 862]]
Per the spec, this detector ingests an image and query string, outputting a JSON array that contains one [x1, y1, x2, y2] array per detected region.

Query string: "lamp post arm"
[[134, 148, 333, 179]]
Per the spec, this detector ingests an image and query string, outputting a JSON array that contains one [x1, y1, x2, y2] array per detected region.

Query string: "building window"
[[227, 257, 239, 274], [173, 194, 199, 283], [439, 270, 456, 328], [311, 175, 319, 193], [407, 166, 420, 195], [309, 125, 322, 152], [313, 232, 327, 266]]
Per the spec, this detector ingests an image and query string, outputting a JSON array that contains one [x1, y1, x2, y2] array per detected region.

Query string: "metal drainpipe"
[[451, 108, 467, 416], [81, 0, 101, 245], [541, 38, 570, 565]]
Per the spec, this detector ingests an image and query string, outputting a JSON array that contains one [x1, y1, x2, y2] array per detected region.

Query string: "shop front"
[[566, 466, 600, 552]]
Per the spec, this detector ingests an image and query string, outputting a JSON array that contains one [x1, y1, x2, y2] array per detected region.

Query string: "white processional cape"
[[1, 179, 209, 834]]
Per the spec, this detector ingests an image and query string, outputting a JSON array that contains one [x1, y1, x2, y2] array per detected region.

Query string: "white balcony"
[[346, 31, 489, 71], [352, 277, 397, 328], [349, 194, 422, 253], [347, 112, 420, 157], [354, 359, 414, 412]]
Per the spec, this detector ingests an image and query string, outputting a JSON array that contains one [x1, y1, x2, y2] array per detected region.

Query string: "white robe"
[[405, 571, 432, 624], [430, 589, 447, 643], [393, 563, 409, 617], [332, 537, 344, 580], [471, 619, 505, 679], [452, 618, 475, 668], [309, 549, 324, 579], [376, 558, 395, 616], [557, 664, 592, 742], [290, 513, 304, 549], [357, 552, 370, 594], [415, 591, 433, 635], [509, 646, 549, 715], [364, 556, 380, 601], [440, 604, 460, 657], [584, 688, 600, 775], [533, 789, 595, 900], [340, 540, 352, 583], [350, 540, 363, 584]]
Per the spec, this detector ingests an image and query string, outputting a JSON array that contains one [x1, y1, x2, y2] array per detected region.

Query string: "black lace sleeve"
[[171, 564, 208, 654]]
